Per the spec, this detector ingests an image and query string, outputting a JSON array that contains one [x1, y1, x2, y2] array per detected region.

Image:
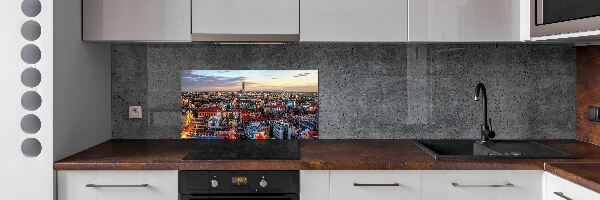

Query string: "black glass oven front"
[[539, 0, 600, 25]]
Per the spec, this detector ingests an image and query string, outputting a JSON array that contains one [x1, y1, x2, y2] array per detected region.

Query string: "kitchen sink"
[[412, 140, 577, 160]]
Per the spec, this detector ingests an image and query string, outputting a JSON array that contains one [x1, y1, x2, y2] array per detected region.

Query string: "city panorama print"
[[181, 70, 319, 139]]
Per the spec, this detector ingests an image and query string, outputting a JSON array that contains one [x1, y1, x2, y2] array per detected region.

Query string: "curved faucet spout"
[[474, 83, 487, 127], [474, 83, 494, 142]]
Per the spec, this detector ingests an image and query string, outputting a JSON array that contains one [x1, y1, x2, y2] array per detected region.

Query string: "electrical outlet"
[[129, 106, 142, 119]]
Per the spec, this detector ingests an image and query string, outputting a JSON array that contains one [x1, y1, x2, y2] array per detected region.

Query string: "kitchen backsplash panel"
[[180, 70, 319, 140], [112, 43, 576, 139]]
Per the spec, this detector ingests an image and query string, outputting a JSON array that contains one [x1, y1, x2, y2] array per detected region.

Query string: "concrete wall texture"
[[111, 43, 576, 139]]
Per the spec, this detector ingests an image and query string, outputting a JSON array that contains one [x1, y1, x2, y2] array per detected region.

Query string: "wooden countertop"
[[54, 139, 600, 170], [545, 162, 600, 194], [54, 139, 600, 193]]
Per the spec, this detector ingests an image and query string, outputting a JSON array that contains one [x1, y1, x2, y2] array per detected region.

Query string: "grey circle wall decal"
[[20, 114, 41, 134], [21, 68, 41, 88], [21, 91, 42, 111], [21, 20, 41, 41], [21, 138, 42, 157], [21, 44, 41, 64], [21, 0, 41, 17]]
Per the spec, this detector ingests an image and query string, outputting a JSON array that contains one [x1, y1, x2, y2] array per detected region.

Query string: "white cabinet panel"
[[83, 0, 191, 41], [301, 170, 330, 200], [421, 170, 542, 200], [301, 0, 408, 42], [545, 172, 600, 200], [192, 0, 299, 35], [57, 170, 178, 200], [330, 170, 420, 200], [409, 0, 529, 42]]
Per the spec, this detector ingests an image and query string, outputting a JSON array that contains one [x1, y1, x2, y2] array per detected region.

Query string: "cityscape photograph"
[[180, 70, 319, 140]]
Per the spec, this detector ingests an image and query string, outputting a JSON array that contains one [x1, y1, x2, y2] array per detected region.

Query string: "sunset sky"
[[181, 70, 318, 92]]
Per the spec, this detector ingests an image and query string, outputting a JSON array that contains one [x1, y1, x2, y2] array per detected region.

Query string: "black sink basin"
[[412, 140, 577, 160]]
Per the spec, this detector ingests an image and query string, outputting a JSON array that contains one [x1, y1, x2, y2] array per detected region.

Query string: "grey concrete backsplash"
[[112, 43, 576, 139]]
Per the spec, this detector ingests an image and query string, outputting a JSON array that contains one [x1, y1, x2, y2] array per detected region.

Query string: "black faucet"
[[474, 83, 495, 142]]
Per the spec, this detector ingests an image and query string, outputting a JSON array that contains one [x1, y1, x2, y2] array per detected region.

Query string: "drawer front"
[[330, 170, 420, 200], [545, 172, 600, 200], [57, 170, 178, 200], [421, 170, 543, 200]]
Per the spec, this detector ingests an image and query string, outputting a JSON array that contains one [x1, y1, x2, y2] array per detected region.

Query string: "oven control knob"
[[259, 179, 268, 188], [211, 180, 219, 188]]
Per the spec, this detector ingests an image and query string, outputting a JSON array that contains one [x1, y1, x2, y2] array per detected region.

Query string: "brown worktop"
[[545, 162, 600, 194], [54, 139, 600, 194], [54, 139, 600, 171]]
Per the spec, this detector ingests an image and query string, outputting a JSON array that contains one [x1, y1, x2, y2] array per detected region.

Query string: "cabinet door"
[[409, 0, 529, 42], [300, 170, 330, 200], [83, 0, 191, 41], [330, 170, 420, 200], [421, 170, 542, 200], [57, 170, 178, 200], [191, 0, 299, 35], [301, 0, 408, 42], [545, 172, 600, 200]]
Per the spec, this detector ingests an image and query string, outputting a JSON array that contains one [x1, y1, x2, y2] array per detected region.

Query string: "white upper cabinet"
[[80, 0, 536, 42], [300, 0, 408, 42], [83, 0, 191, 42], [191, 0, 300, 41], [409, 0, 530, 42]]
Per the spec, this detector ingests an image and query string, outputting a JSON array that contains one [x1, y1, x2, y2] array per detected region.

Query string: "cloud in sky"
[[181, 70, 318, 92]]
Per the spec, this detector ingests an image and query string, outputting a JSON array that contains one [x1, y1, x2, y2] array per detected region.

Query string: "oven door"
[[532, 0, 600, 37], [180, 194, 299, 200]]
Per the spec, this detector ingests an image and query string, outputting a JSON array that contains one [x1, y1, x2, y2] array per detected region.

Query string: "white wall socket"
[[129, 106, 142, 119]]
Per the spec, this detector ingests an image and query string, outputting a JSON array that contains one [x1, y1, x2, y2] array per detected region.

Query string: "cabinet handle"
[[553, 192, 573, 200], [353, 183, 400, 187], [85, 184, 149, 188], [451, 182, 514, 188]]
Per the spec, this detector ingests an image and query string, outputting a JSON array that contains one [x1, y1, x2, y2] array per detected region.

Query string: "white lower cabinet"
[[56, 170, 600, 200], [301, 170, 545, 200], [545, 172, 600, 200], [421, 170, 543, 200], [56, 170, 178, 200], [301, 170, 331, 200], [330, 170, 421, 200]]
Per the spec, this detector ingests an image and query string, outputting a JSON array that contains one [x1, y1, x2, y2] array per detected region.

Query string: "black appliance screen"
[[541, 0, 600, 25]]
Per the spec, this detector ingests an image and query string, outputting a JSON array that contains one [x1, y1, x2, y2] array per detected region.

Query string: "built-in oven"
[[532, 0, 600, 37], [179, 171, 299, 200]]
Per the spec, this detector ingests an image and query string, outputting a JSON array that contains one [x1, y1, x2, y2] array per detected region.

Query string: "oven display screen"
[[232, 177, 248, 185]]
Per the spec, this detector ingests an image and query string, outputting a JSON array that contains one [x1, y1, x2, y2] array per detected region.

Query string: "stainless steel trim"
[[531, 0, 600, 37], [536, 0, 543, 25], [553, 192, 573, 200], [353, 183, 400, 187], [451, 182, 514, 188], [191, 34, 299, 42], [85, 184, 149, 188]]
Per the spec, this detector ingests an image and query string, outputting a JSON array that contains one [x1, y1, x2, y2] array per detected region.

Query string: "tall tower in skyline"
[[242, 81, 246, 94]]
